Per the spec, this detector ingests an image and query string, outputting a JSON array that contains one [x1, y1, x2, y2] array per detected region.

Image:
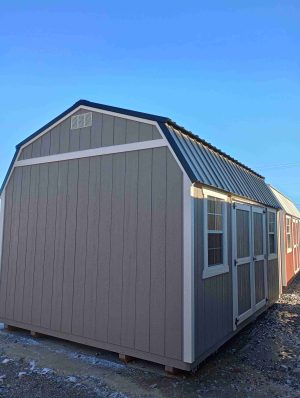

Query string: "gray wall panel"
[[50, 161, 68, 331], [31, 164, 48, 326], [108, 153, 126, 345], [22, 166, 39, 323], [150, 147, 167, 356], [195, 200, 233, 357], [40, 163, 59, 329], [94, 155, 113, 342], [61, 159, 78, 333], [0, 146, 183, 365], [0, 172, 14, 318], [14, 166, 31, 322], [19, 112, 162, 159], [6, 168, 23, 320], [72, 158, 90, 336], [134, 150, 152, 352], [83, 157, 101, 340], [268, 258, 279, 303], [121, 152, 138, 348]]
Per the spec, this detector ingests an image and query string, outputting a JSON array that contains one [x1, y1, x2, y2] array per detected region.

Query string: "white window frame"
[[202, 188, 229, 279], [268, 209, 277, 260], [286, 215, 292, 253]]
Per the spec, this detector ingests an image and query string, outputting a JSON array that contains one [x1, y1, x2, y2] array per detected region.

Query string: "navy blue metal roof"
[[162, 123, 280, 208], [0, 100, 280, 208]]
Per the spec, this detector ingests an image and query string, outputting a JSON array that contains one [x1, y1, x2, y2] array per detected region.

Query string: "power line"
[[258, 162, 300, 170]]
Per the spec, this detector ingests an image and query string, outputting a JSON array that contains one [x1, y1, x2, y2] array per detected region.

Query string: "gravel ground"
[[0, 275, 299, 397]]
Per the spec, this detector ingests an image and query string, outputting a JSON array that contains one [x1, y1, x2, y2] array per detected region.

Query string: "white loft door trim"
[[15, 139, 167, 167]]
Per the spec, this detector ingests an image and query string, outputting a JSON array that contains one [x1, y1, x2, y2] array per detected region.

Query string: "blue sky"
[[1, 1, 299, 205]]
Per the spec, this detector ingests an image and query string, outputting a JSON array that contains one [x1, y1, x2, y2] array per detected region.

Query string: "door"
[[232, 203, 267, 330], [252, 207, 267, 311]]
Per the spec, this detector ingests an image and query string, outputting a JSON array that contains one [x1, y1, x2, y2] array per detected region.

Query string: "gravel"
[[0, 275, 299, 397]]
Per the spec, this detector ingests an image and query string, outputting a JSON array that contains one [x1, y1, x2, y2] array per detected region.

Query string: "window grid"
[[268, 212, 276, 255]]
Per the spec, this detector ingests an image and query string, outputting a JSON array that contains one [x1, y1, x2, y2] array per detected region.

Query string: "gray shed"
[[0, 100, 281, 371]]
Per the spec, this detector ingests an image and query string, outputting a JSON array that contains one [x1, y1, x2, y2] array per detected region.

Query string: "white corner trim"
[[0, 189, 5, 269], [14, 139, 167, 167], [183, 175, 194, 364]]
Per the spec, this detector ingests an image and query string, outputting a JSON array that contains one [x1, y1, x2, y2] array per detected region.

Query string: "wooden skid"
[[119, 353, 134, 364]]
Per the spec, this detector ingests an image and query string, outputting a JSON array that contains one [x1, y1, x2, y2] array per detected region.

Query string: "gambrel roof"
[[269, 186, 300, 218], [0, 99, 280, 208]]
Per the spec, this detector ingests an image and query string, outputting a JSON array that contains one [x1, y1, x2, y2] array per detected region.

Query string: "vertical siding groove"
[[50, 161, 68, 331], [7, 168, 23, 320]]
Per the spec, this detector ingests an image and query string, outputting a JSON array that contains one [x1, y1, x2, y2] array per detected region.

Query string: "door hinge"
[[234, 259, 238, 267], [235, 317, 239, 327], [233, 202, 236, 209]]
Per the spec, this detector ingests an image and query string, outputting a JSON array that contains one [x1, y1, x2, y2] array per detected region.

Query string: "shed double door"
[[232, 203, 268, 330]]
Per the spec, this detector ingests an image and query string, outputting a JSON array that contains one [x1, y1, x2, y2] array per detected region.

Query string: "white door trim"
[[252, 206, 267, 311], [232, 202, 252, 330]]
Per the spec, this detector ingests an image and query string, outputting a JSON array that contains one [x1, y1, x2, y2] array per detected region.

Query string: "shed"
[[269, 186, 300, 287], [0, 100, 281, 371]]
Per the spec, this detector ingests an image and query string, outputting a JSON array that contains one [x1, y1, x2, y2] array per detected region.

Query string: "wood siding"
[[194, 199, 233, 357], [268, 258, 279, 303], [0, 147, 183, 364], [18, 109, 162, 160]]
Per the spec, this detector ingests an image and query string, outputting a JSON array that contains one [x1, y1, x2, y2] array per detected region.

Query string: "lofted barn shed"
[[269, 186, 300, 288], [0, 100, 281, 371]]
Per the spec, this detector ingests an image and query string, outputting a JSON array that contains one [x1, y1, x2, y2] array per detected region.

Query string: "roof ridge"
[[166, 120, 264, 179]]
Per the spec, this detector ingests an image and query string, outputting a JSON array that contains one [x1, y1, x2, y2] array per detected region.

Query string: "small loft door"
[[232, 203, 267, 330]]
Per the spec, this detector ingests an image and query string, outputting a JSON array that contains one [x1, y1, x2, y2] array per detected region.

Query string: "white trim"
[[154, 122, 190, 178], [252, 206, 267, 311], [15, 139, 167, 167], [19, 105, 159, 152], [267, 208, 278, 260], [183, 176, 194, 363], [202, 188, 229, 279], [286, 215, 292, 253], [0, 189, 5, 270], [232, 202, 252, 330], [202, 188, 228, 201]]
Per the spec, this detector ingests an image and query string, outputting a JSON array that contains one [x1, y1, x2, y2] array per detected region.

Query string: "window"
[[203, 189, 229, 279], [268, 210, 277, 258], [286, 216, 292, 253]]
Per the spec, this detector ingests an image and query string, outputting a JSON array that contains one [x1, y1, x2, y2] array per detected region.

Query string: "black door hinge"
[[235, 318, 239, 326]]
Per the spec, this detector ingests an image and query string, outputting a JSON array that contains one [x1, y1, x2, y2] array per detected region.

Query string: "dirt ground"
[[0, 276, 299, 398]]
